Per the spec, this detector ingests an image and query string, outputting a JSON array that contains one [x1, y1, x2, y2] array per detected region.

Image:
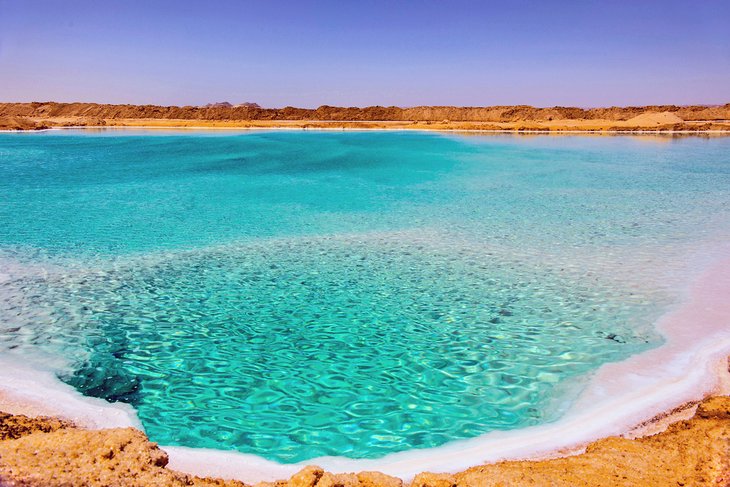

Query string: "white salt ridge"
[[0, 253, 729, 484], [1, 257, 140, 429], [0, 358, 141, 430]]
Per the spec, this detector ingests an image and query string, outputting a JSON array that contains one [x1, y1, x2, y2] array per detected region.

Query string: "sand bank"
[[1, 102, 730, 132], [5, 116, 730, 133]]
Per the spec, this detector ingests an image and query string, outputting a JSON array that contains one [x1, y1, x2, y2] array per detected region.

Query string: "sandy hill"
[[1, 102, 729, 131], [1, 102, 729, 123], [627, 111, 684, 125]]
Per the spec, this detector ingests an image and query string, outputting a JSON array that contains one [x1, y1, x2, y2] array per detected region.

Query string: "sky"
[[0, 0, 728, 108]]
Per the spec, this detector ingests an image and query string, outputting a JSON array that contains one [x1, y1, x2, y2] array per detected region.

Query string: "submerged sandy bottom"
[[1, 252, 729, 484]]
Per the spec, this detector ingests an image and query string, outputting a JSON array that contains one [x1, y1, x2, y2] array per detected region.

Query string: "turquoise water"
[[1, 130, 729, 462]]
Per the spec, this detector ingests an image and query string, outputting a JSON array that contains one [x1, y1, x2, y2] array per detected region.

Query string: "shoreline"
[[4, 122, 730, 135], [2, 395, 728, 486], [2, 363, 728, 485], [5, 124, 730, 135], [2, 101, 730, 135], [1, 253, 729, 484]]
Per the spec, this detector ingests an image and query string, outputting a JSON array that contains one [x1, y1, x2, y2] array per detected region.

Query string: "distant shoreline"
[[1, 101, 730, 133], [4, 125, 730, 136]]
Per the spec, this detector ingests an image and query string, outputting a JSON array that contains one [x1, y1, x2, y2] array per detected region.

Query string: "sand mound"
[[0, 117, 45, 131], [627, 111, 684, 126], [0, 412, 73, 441]]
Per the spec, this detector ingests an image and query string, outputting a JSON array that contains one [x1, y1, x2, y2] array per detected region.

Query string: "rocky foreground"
[[1, 102, 730, 132], [0, 395, 728, 487]]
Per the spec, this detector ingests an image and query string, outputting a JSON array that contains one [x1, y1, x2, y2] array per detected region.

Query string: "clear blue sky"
[[0, 0, 728, 108]]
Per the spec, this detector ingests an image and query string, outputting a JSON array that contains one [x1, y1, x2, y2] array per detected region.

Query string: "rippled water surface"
[[1, 130, 729, 461]]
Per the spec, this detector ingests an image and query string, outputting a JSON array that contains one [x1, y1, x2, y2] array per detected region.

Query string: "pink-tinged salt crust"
[[1, 255, 729, 484]]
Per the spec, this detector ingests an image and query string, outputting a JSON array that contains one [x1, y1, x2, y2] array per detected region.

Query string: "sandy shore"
[[4, 116, 730, 133], [1, 392, 729, 486]]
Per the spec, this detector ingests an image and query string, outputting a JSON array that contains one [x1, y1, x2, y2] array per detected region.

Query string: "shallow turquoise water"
[[1, 130, 729, 461]]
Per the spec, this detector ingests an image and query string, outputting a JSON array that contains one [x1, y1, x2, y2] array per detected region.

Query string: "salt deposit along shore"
[[0, 253, 729, 486]]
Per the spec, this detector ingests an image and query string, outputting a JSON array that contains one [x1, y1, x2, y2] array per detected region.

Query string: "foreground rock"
[[0, 396, 728, 486], [444, 396, 730, 486], [0, 414, 245, 486]]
